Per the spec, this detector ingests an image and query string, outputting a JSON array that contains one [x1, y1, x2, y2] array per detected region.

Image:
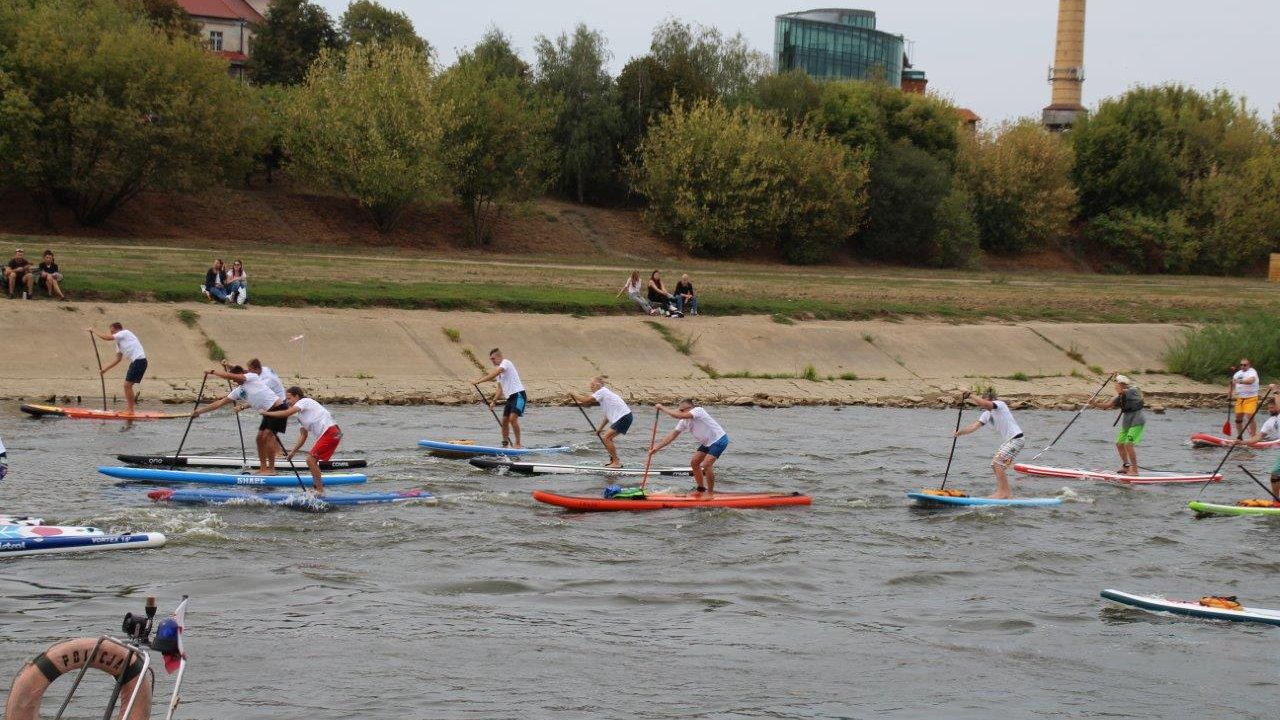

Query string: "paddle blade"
[[1223, 418, 1233, 435]]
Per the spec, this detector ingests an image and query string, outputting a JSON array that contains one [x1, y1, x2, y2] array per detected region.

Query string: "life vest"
[[5, 637, 152, 720], [921, 488, 968, 497], [1119, 389, 1144, 414], [1199, 596, 1243, 611]]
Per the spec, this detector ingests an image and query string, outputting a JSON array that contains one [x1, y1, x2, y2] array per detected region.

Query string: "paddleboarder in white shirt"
[[90, 323, 148, 416], [568, 377, 634, 468], [650, 399, 729, 494], [953, 391, 1024, 499], [260, 387, 341, 494], [1229, 358, 1260, 439], [193, 365, 285, 475], [475, 348, 526, 448]]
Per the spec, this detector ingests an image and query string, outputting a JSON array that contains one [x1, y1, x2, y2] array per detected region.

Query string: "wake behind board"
[[1188, 500, 1280, 517], [907, 492, 1062, 508], [1014, 463, 1221, 485], [117, 453, 367, 470], [532, 490, 811, 511], [20, 403, 188, 420], [1101, 589, 1280, 627], [147, 488, 436, 508], [419, 439, 571, 459], [1, 532, 166, 558], [1189, 432, 1280, 450], [98, 466, 366, 487], [470, 458, 692, 477]]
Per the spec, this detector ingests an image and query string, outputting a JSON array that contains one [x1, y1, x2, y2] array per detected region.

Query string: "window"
[[209, 30, 223, 52]]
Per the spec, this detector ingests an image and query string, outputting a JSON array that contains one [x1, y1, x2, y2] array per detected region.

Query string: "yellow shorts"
[[1235, 396, 1259, 416]]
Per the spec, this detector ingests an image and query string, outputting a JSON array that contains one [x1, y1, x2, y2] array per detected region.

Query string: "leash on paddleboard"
[[940, 392, 966, 490], [472, 383, 505, 443], [1237, 465, 1280, 504], [89, 330, 107, 411], [1034, 372, 1117, 461], [568, 394, 606, 448], [1199, 387, 1273, 497], [170, 373, 210, 470], [640, 407, 660, 492], [226, 379, 248, 469]]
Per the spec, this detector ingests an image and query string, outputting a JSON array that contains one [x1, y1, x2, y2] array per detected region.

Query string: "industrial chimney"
[[1042, 0, 1086, 131]]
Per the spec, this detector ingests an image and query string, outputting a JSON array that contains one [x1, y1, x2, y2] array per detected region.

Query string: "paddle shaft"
[[273, 432, 311, 493], [569, 394, 606, 448], [472, 383, 504, 430], [170, 373, 210, 470], [640, 407, 660, 491], [1237, 465, 1280, 503], [940, 398, 965, 490], [89, 331, 107, 411], [1034, 372, 1117, 460], [227, 379, 248, 467], [1199, 388, 1273, 496]]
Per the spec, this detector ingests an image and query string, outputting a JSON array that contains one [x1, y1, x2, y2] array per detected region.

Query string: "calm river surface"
[[1, 404, 1277, 719]]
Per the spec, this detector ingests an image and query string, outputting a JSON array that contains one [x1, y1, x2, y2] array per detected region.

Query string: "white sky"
[[313, 0, 1280, 123]]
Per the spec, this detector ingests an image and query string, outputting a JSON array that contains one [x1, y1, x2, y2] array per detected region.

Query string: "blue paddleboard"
[[147, 488, 436, 507], [98, 466, 366, 487], [418, 439, 571, 458], [907, 492, 1062, 507], [1, 532, 166, 557]]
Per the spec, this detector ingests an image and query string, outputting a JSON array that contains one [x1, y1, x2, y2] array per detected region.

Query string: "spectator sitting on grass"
[[203, 258, 229, 303], [674, 273, 698, 316], [647, 270, 679, 316], [617, 270, 654, 315], [37, 250, 65, 300], [226, 258, 248, 305], [5, 248, 34, 299]]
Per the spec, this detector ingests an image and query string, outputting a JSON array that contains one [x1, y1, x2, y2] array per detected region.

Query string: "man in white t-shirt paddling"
[[475, 348, 526, 448], [90, 322, 147, 416], [649, 399, 729, 493], [259, 387, 341, 494], [568, 377, 634, 468], [1228, 358, 1260, 439], [195, 364, 286, 474], [953, 391, 1025, 499]]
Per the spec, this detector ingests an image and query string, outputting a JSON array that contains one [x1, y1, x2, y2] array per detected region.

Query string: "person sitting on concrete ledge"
[[202, 258, 229, 304], [674, 273, 699, 316], [37, 250, 65, 300], [5, 248, 34, 299]]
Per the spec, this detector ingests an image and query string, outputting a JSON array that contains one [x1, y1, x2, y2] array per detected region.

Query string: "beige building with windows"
[[177, 0, 271, 79]]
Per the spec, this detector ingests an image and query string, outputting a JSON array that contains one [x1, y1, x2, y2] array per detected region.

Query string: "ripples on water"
[[2, 405, 1278, 719]]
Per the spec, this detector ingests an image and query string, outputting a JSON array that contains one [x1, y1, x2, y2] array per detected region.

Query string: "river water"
[[1, 404, 1277, 719]]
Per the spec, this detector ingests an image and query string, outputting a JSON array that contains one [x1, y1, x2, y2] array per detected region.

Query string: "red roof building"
[[176, 0, 268, 79]]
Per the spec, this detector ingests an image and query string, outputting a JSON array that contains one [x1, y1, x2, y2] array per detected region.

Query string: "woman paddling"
[[1090, 374, 1145, 476]]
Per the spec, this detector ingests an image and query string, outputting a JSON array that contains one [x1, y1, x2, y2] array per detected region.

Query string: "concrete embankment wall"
[[0, 302, 1221, 409]]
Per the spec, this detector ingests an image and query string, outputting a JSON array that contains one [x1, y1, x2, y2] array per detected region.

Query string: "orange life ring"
[[5, 637, 153, 720]]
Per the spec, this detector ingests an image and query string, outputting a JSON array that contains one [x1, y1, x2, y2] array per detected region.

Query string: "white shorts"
[[993, 436, 1025, 466]]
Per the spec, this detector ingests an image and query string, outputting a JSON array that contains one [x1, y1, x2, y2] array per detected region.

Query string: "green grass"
[[177, 309, 199, 328], [645, 320, 699, 355], [204, 338, 225, 362], [833, 372, 859, 381], [1164, 314, 1278, 383], [1065, 342, 1086, 365], [771, 313, 795, 325], [442, 327, 461, 343], [696, 363, 721, 379], [1007, 372, 1030, 382], [1088, 364, 1105, 375], [800, 364, 820, 382], [461, 348, 485, 372]]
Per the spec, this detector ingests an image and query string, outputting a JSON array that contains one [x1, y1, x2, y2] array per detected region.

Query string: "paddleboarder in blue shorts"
[[90, 322, 147, 416], [954, 391, 1024, 499], [650, 399, 729, 493], [475, 348, 526, 448], [569, 377, 633, 468]]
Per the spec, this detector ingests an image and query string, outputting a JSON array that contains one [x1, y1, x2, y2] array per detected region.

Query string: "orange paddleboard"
[[20, 403, 188, 420], [532, 490, 812, 512]]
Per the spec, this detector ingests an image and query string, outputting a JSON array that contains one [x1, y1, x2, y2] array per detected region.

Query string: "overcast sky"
[[313, 0, 1280, 123]]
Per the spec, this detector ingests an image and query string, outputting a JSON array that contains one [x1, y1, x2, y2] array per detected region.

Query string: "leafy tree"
[[248, 0, 341, 86], [810, 80, 960, 166], [0, 0, 256, 225], [633, 100, 868, 264], [139, 0, 200, 39], [459, 26, 530, 81], [615, 55, 675, 157], [284, 43, 445, 232], [858, 141, 953, 264], [931, 187, 981, 269], [534, 24, 622, 203], [339, 0, 429, 57], [436, 50, 554, 244], [751, 70, 821, 126], [957, 119, 1076, 255]]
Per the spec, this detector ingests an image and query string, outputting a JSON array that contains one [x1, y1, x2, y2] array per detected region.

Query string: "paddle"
[[1223, 402, 1234, 436], [272, 432, 311, 494], [939, 392, 966, 491], [170, 373, 210, 471], [226, 379, 248, 469], [569, 393, 607, 450], [88, 330, 107, 411], [472, 383, 505, 444], [640, 407, 661, 492], [1237, 465, 1280, 504], [1032, 372, 1116, 461], [1198, 387, 1273, 497]]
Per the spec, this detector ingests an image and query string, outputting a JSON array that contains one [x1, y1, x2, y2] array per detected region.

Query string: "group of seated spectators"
[[201, 258, 249, 305], [618, 269, 699, 317], [6, 248, 65, 300]]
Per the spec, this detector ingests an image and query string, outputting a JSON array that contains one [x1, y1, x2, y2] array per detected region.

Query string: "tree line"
[[1, 0, 1277, 273]]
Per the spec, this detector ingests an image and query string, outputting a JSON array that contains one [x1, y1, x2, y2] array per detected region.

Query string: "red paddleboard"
[[20, 403, 188, 420], [1014, 463, 1221, 485], [531, 490, 812, 511], [1189, 432, 1280, 449]]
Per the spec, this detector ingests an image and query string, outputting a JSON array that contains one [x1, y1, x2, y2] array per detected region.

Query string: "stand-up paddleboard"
[[1014, 463, 1221, 485], [1188, 500, 1280, 517], [470, 458, 692, 477], [1102, 589, 1280, 627], [419, 439, 571, 459], [1, 524, 105, 538], [1, 532, 167, 557], [116, 453, 368, 470], [907, 491, 1062, 508], [1189, 432, 1280, 449], [532, 490, 811, 511], [147, 487, 436, 508], [97, 466, 366, 487], [20, 403, 188, 420]]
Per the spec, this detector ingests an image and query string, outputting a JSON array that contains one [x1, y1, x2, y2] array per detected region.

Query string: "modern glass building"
[[775, 9, 905, 85]]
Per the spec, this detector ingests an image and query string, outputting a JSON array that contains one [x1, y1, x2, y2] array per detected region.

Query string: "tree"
[[436, 50, 554, 244], [810, 80, 960, 166], [284, 44, 445, 232], [751, 70, 821, 126], [459, 26, 529, 81], [858, 141, 953, 264], [339, 0, 429, 57], [139, 0, 200, 39], [534, 24, 622, 203], [248, 0, 341, 86], [0, 0, 257, 225]]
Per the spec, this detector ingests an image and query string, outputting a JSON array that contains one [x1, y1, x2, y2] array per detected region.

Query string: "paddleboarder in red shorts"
[[259, 387, 340, 494]]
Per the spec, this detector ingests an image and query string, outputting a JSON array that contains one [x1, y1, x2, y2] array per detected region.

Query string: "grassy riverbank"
[[4, 235, 1276, 323]]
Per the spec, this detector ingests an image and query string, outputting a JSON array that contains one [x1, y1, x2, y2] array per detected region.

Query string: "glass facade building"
[[775, 9, 905, 85]]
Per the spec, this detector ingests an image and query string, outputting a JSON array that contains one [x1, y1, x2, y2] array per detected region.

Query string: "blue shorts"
[[503, 391, 527, 417], [125, 358, 148, 384], [610, 412, 634, 435], [695, 434, 730, 458]]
